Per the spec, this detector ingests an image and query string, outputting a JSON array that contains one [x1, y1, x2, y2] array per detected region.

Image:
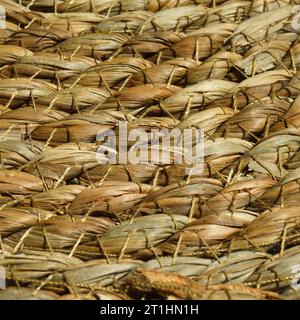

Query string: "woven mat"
[[0, 0, 300, 300]]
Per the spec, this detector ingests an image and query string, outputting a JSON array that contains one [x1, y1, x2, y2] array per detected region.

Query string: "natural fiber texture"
[[1, 0, 300, 300]]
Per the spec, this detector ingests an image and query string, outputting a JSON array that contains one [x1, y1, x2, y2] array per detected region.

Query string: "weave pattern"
[[0, 0, 300, 300]]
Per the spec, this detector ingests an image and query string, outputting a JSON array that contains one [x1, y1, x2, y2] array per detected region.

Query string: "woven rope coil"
[[1, 0, 300, 300]]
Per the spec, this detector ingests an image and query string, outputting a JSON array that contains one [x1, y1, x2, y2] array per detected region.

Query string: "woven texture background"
[[0, 0, 300, 300]]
